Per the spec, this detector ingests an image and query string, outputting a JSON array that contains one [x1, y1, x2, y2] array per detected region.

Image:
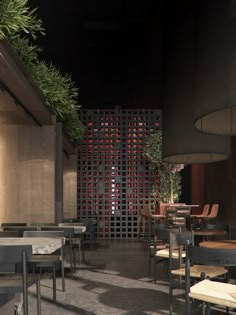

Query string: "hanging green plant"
[[143, 131, 183, 203], [0, 1, 84, 142], [0, 0, 44, 40], [10, 36, 40, 67]]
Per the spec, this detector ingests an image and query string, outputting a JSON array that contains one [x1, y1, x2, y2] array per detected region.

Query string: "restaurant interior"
[[1, 0, 236, 314]]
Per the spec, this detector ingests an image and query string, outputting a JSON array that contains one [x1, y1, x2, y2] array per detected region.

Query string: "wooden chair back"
[[207, 203, 219, 218], [200, 204, 210, 216]]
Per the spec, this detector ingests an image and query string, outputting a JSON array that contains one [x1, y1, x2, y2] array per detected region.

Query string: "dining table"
[[200, 240, 236, 249], [0, 236, 64, 254]]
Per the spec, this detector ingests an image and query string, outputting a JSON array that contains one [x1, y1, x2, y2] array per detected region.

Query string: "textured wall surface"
[[0, 125, 55, 223], [63, 153, 77, 219]]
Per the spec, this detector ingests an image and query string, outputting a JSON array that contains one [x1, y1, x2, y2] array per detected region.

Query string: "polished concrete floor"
[[27, 240, 236, 315]]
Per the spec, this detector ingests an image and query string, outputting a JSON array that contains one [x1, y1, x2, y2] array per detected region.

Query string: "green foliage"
[[1, 1, 84, 142], [10, 37, 40, 67], [0, 0, 44, 40], [30, 62, 80, 117], [143, 131, 182, 203]]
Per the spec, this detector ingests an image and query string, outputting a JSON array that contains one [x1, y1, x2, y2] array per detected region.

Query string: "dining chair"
[[23, 230, 65, 303], [148, 223, 168, 273], [153, 226, 181, 282], [0, 231, 18, 237], [41, 226, 77, 276], [77, 218, 97, 249], [58, 223, 85, 263], [29, 223, 58, 226], [201, 203, 219, 228], [0, 244, 41, 315], [169, 232, 227, 315], [144, 204, 166, 252], [63, 218, 79, 223], [1, 223, 27, 226], [3, 226, 38, 237], [205, 222, 232, 240], [191, 204, 210, 218], [138, 205, 145, 240], [185, 244, 236, 315], [190, 204, 210, 228]]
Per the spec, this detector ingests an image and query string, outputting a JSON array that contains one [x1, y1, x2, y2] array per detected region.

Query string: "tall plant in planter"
[[143, 131, 183, 203]]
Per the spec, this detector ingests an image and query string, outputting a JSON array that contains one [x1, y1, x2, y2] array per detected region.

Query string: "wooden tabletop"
[[200, 240, 236, 249], [193, 229, 227, 236]]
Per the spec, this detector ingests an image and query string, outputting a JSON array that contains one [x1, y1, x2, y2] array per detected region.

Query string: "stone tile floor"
[[27, 240, 236, 314]]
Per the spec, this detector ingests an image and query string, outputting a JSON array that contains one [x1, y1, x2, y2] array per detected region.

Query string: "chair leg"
[[22, 251, 28, 315], [69, 239, 73, 277], [73, 247, 76, 271], [154, 258, 157, 282], [52, 262, 56, 304], [36, 277, 41, 315], [148, 252, 152, 273], [185, 292, 190, 315], [206, 303, 211, 315], [61, 259, 65, 292], [169, 279, 173, 315]]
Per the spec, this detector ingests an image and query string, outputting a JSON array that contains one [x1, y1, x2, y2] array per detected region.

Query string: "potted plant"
[[143, 131, 183, 203]]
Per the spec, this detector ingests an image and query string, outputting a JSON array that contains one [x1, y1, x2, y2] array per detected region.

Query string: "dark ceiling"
[[29, 0, 167, 109]]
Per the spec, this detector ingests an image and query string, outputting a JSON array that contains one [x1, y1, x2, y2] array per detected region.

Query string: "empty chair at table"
[[63, 218, 79, 223], [0, 245, 41, 315], [144, 204, 166, 251], [138, 205, 145, 240], [169, 231, 227, 315], [41, 226, 79, 276], [148, 223, 168, 273], [205, 222, 231, 240], [153, 226, 181, 282], [3, 226, 38, 237], [0, 231, 18, 237], [58, 223, 85, 263], [1, 223, 27, 226], [29, 223, 58, 227], [201, 203, 219, 228], [190, 204, 210, 228], [185, 244, 236, 315], [23, 230, 65, 303]]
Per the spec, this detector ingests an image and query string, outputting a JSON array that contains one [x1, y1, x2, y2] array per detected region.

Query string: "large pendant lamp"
[[162, 0, 230, 164], [194, 0, 236, 135]]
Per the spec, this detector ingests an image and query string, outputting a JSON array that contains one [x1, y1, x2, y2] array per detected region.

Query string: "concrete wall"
[[0, 125, 55, 223], [63, 153, 78, 219]]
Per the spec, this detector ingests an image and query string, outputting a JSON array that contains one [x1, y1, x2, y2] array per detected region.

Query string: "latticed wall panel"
[[78, 107, 161, 239]]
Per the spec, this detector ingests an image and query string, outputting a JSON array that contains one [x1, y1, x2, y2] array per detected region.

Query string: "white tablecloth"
[[0, 237, 63, 254]]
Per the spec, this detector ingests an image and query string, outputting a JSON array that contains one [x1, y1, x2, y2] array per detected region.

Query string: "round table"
[[193, 229, 227, 237], [200, 240, 236, 249]]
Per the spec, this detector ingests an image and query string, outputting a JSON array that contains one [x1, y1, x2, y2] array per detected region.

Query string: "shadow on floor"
[[99, 287, 170, 314]]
